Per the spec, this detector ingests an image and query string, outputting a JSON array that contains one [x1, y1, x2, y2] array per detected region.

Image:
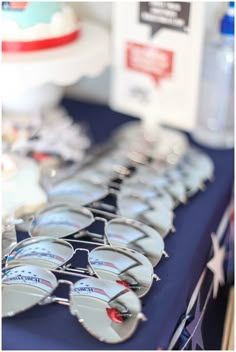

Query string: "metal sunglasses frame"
[[5, 235, 159, 298], [2, 264, 146, 344], [47, 179, 176, 237], [29, 203, 167, 267]]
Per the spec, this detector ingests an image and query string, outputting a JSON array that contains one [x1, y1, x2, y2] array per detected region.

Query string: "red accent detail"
[[2, 29, 80, 53], [126, 42, 174, 84], [31, 152, 52, 162], [93, 288, 109, 297], [110, 233, 125, 240], [106, 308, 124, 324], [10, 2, 28, 10], [116, 280, 130, 288]]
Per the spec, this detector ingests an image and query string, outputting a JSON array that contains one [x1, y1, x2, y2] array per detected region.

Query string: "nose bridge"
[[57, 279, 73, 287], [93, 216, 107, 225]]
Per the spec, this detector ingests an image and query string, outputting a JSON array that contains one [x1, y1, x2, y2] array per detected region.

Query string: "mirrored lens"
[[120, 181, 157, 199], [113, 123, 188, 162], [118, 194, 149, 218], [6, 237, 74, 270], [164, 178, 187, 203], [70, 277, 142, 343], [180, 168, 204, 196], [89, 246, 154, 297], [2, 265, 57, 317], [29, 204, 94, 238], [167, 166, 201, 198], [48, 178, 109, 206], [77, 168, 113, 184], [123, 170, 177, 208], [95, 155, 128, 173], [118, 194, 173, 237], [105, 218, 164, 267], [140, 207, 174, 238], [153, 127, 189, 160], [135, 165, 168, 185], [183, 149, 214, 181]]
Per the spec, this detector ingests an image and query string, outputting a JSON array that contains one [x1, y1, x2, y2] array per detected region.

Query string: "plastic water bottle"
[[193, 2, 234, 149]]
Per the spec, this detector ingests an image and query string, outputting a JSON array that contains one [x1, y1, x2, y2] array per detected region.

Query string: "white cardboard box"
[[110, 2, 206, 131]]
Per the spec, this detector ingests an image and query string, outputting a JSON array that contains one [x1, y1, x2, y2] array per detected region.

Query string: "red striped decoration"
[[2, 29, 80, 53]]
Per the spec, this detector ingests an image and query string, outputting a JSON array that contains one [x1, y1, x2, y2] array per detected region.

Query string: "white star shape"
[[207, 233, 225, 298], [187, 295, 204, 350]]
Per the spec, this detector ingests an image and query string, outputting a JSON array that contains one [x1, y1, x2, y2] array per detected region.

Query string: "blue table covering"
[[2, 99, 234, 350]]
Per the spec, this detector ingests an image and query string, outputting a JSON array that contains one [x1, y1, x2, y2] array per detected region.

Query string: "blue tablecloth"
[[2, 99, 234, 350]]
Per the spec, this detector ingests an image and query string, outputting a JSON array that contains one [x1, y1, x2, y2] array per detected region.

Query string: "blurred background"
[[67, 2, 228, 105]]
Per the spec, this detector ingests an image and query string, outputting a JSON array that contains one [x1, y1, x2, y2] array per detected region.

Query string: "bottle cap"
[[220, 2, 234, 36]]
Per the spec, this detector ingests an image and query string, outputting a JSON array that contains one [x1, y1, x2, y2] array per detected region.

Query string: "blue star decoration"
[[186, 294, 204, 350]]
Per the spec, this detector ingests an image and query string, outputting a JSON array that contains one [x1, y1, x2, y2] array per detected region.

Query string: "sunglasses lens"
[[118, 194, 173, 238], [30, 205, 93, 238], [118, 194, 149, 218], [135, 167, 169, 188], [2, 265, 57, 318], [106, 219, 164, 267], [6, 237, 73, 270], [48, 179, 108, 206], [89, 246, 153, 297], [70, 277, 141, 343], [78, 168, 112, 184], [121, 182, 157, 199], [181, 169, 203, 196], [140, 207, 173, 238], [183, 149, 214, 180]]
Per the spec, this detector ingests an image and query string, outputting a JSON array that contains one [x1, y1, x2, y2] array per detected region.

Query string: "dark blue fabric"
[[175, 229, 231, 350], [223, 223, 234, 286], [2, 99, 234, 350]]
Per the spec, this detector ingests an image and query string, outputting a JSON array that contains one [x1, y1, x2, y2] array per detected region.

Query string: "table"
[[2, 98, 234, 350]]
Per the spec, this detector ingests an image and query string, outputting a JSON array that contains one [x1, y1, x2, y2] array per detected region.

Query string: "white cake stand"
[[2, 21, 110, 113]]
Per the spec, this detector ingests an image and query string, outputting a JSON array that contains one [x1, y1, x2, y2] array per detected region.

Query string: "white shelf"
[[2, 21, 110, 96]]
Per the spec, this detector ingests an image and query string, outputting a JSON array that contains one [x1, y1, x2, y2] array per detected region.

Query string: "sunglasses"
[[73, 148, 187, 205], [75, 141, 213, 206], [117, 147, 213, 203], [47, 178, 175, 238], [111, 179, 175, 209], [29, 204, 166, 267], [111, 122, 189, 166], [2, 264, 146, 343], [5, 236, 158, 298], [106, 147, 213, 202], [125, 165, 187, 205], [158, 150, 213, 200], [47, 146, 205, 218]]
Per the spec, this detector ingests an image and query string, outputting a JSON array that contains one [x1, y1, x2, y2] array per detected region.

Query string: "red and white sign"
[[111, 2, 206, 131], [126, 42, 174, 84]]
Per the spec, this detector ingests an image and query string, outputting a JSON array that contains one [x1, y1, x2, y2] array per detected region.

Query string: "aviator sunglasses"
[[4, 235, 158, 298], [47, 178, 175, 238], [28, 203, 167, 267], [2, 264, 146, 343]]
